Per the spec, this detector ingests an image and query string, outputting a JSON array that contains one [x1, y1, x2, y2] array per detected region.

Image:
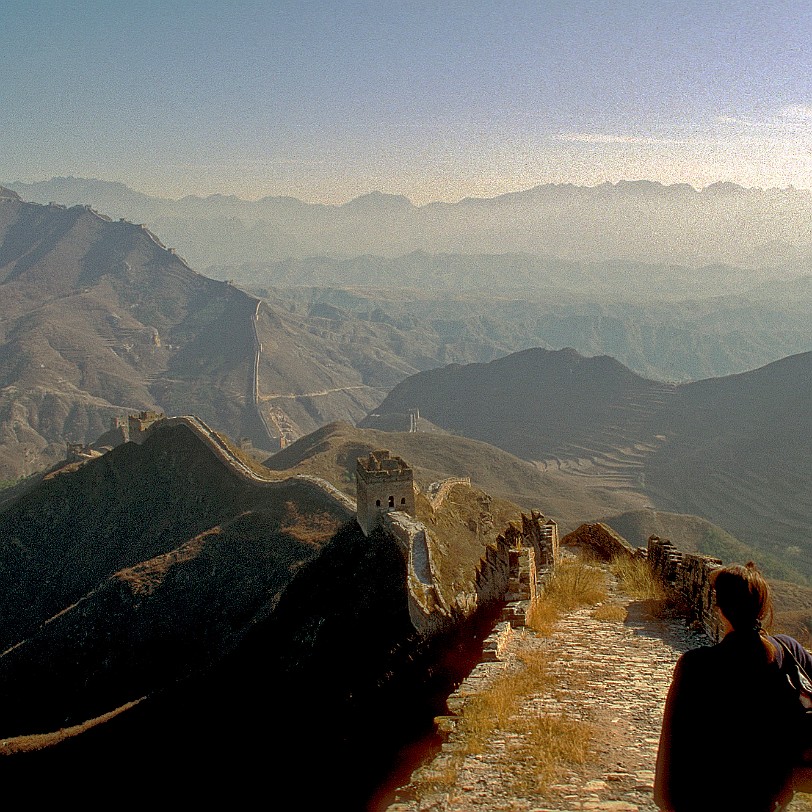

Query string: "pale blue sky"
[[2, 1, 811, 203]]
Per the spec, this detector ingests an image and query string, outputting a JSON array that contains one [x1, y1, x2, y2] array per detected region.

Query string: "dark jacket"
[[654, 632, 812, 812]]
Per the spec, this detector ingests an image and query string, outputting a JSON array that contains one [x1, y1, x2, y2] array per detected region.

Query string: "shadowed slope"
[[0, 419, 386, 797], [0, 420, 503, 803]]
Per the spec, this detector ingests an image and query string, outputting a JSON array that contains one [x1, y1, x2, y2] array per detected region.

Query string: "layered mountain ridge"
[[0, 195, 435, 477], [8, 176, 812, 269]]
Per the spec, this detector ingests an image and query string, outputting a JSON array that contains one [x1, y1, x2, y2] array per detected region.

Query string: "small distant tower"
[[356, 450, 416, 536]]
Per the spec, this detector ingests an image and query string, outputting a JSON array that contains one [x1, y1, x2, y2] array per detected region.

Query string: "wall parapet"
[[474, 510, 559, 628], [647, 535, 723, 640]]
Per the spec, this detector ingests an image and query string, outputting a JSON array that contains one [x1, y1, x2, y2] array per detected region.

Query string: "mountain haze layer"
[[8, 177, 812, 269], [0, 192, 452, 476]]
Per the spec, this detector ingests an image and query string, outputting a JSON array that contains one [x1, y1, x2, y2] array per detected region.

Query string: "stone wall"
[[647, 535, 723, 640], [474, 511, 559, 628], [425, 477, 472, 511], [383, 511, 452, 637]]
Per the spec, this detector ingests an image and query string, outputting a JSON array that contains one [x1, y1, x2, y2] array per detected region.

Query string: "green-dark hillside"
[[0, 420, 354, 732]]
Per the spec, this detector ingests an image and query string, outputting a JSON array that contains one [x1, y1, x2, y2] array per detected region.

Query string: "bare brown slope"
[[0, 195, 266, 476], [0, 196, 471, 478], [0, 421, 502, 803], [644, 351, 812, 575], [0, 418, 372, 765], [266, 421, 654, 534], [365, 347, 669, 462], [0, 421, 352, 654]]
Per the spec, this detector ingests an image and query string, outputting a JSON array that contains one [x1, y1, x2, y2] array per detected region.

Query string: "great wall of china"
[[51, 400, 812, 810]]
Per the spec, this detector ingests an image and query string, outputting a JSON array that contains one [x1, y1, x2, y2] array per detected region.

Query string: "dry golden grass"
[[527, 553, 609, 634], [609, 555, 666, 601], [409, 642, 593, 802], [511, 714, 593, 792], [0, 699, 143, 754], [456, 648, 556, 751], [593, 603, 627, 622]]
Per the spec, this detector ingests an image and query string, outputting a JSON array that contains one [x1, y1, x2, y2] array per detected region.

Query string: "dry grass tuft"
[[412, 642, 593, 800], [610, 555, 666, 601], [593, 603, 627, 622], [409, 757, 461, 799], [527, 553, 608, 634], [511, 714, 593, 792], [456, 648, 556, 754]]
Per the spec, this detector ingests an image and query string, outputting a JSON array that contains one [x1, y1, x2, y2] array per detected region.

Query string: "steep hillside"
[[0, 194, 269, 476], [0, 417, 512, 800], [365, 347, 669, 462], [367, 348, 812, 578], [0, 196, 437, 477], [644, 351, 812, 575], [0, 419, 353, 668]]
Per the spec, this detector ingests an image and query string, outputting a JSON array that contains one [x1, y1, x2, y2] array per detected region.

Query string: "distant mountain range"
[[7, 176, 812, 270], [367, 347, 812, 578], [2, 184, 809, 582]]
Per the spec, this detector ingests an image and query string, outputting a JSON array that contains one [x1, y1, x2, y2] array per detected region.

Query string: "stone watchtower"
[[356, 450, 416, 536]]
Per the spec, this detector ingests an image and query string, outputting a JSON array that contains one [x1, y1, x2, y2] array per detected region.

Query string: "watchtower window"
[[400, 497, 406, 505], [375, 499, 381, 507], [388, 495, 395, 508]]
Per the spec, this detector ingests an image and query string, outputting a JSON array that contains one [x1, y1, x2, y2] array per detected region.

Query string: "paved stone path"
[[387, 571, 706, 812]]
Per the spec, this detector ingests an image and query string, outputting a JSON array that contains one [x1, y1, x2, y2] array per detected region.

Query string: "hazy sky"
[[2, 1, 811, 203]]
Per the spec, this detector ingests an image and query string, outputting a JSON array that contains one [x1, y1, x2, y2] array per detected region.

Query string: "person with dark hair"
[[654, 561, 812, 812]]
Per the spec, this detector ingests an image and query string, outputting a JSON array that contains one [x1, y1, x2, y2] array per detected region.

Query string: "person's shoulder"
[[772, 633, 811, 661], [675, 643, 717, 672], [772, 634, 812, 676]]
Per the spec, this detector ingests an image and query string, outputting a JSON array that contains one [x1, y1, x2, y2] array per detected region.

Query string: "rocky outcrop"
[[562, 521, 638, 560]]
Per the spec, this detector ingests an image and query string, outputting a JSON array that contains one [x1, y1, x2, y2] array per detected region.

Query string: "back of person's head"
[[712, 562, 775, 658]]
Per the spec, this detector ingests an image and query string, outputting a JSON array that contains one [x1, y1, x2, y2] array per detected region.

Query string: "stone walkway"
[[386, 571, 706, 812]]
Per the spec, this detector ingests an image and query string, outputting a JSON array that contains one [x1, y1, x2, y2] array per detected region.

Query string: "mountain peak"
[[342, 191, 415, 209], [702, 181, 748, 195]]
